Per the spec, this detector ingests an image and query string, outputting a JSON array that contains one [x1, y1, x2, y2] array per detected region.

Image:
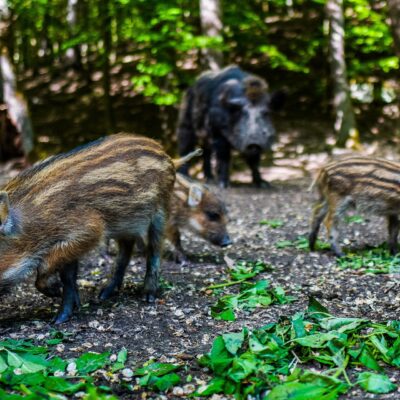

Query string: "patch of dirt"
[[1, 171, 400, 399]]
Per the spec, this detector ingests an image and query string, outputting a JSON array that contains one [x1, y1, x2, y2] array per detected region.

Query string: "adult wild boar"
[[0, 133, 178, 324], [177, 65, 285, 188]]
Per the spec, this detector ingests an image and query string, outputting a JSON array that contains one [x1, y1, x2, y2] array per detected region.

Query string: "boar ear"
[[188, 184, 203, 207], [269, 90, 286, 112], [0, 191, 10, 226]]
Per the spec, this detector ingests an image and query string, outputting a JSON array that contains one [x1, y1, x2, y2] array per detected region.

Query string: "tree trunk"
[[326, 0, 358, 147], [66, 0, 83, 69], [99, 0, 114, 133], [387, 0, 400, 58], [200, 0, 223, 71], [0, 53, 34, 162]]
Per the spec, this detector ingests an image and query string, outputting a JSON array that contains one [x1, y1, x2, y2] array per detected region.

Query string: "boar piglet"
[[309, 156, 400, 257], [167, 173, 232, 263], [0, 133, 176, 324], [177, 65, 285, 188]]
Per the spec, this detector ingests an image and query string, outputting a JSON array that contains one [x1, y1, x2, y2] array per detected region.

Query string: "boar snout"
[[219, 234, 232, 247], [244, 144, 262, 157], [210, 233, 232, 247]]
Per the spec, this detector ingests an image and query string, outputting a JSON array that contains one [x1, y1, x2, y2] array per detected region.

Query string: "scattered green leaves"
[[135, 360, 182, 392], [259, 219, 284, 228], [275, 236, 330, 250], [0, 338, 125, 399], [198, 297, 400, 398], [211, 279, 295, 321], [337, 245, 400, 274]]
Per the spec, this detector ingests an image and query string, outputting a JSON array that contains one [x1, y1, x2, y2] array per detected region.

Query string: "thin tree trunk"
[[387, 0, 400, 58], [66, 0, 83, 69], [200, 0, 223, 70], [99, 0, 114, 133], [326, 0, 358, 147]]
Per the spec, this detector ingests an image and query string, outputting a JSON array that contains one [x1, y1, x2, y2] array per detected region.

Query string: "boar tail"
[[173, 148, 203, 169]]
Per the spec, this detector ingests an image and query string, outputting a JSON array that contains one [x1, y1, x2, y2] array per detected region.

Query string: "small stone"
[[172, 386, 184, 396], [121, 368, 134, 378]]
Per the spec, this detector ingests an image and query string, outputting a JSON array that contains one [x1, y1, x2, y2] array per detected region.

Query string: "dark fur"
[[177, 65, 284, 188]]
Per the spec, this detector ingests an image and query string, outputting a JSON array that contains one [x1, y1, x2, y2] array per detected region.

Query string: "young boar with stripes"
[[167, 173, 232, 263], [309, 156, 400, 257], [0, 133, 178, 324]]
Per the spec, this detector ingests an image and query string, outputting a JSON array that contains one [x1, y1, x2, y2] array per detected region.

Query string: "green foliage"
[[134, 360, 182, 392], [196, 297, 400, 398], [275, 235, 330, 250], [259, 219, 284, 228], [211, 279, 295, 321], [0, 338, 123, 398], [337, 245, 400, 274]]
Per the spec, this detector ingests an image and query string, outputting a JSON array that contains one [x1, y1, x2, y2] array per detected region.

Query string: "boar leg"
[[244, 153, 270, 188], [54, 261, 80, 324], [309, 200, 328, 251], [388, 215, 399, 255], [166, 225, 187, 265], [324, 197, 346, 257], [203, 144, 214, 182], [99, 239, 134, 300], [215, 137, 231, 188], [143, 213, 165, 302]]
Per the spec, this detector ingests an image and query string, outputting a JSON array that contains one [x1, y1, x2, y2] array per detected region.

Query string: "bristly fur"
[[243, 76, 268, 102], [0, 133, 176, 297], [167, 173, 229, 260], [309, 155, 400, 256]]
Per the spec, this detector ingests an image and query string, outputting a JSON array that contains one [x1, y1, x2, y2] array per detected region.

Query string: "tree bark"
[[387, 0, 400, 58], [66, 0, 83, 69], [200, 0, 223, 70], [326, 0, 358, 147]]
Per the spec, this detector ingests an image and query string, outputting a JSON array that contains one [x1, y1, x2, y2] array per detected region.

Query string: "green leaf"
[[357, 372, 397, 394], [75, 352, 110, 374], [135, 361, 181, 377], [294, 332, 341, 348], [223, 331, 245, 355], [153, 372, 180, 392], [195, 377, 226, 396], [44, 376, 86, 394], [307, 297, 331, 320], [320, 317, 366, 333]]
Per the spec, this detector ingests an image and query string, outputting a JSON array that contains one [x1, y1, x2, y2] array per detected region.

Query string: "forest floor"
[[1, 158, 400, 399]]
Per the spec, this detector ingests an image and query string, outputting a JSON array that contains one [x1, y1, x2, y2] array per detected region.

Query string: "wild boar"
[[0, 133, 177, 324], [177, 65, 285, 188], [309, 156, 400, 257], [167, 173, 232, 263]]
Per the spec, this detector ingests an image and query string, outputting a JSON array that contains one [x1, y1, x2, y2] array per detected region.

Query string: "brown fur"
[[167, 173, 230, 262], [243, 76, 268, 102], [0, 133, 176, 322], [309, 155, 400, 256]]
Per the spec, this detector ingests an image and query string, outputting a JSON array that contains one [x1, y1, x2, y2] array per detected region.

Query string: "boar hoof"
[[218, 181, 229, 189], [53, 311, 72, 325], [256, 180, 272, 189], [146, 293, 157, 303], [99, 286, 118, 301]]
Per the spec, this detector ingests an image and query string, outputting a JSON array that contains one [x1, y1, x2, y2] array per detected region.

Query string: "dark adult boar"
[[0, 133, 176, 324], [177, 65, 284, 188], [167, 173, 231, 263]]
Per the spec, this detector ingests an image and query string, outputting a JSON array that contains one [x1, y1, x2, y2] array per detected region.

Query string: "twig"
[[206, 279, 247, 290]]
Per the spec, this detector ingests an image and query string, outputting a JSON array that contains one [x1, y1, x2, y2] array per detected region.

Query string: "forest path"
[[0, 168, 399, 398]]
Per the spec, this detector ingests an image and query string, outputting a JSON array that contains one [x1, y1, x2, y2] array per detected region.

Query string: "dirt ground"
[[1, 162, 400, 399]]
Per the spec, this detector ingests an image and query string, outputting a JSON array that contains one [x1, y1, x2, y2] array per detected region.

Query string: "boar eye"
[[206, 211, 220, 221]]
